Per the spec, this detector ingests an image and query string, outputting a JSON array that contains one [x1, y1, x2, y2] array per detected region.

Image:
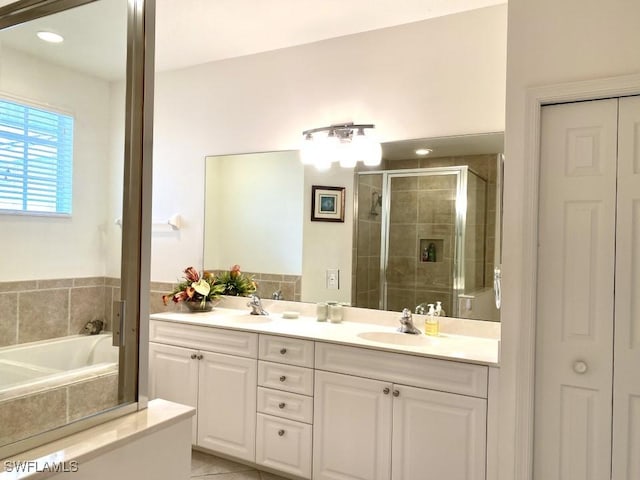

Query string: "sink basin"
[[357, 331, 431, 346]]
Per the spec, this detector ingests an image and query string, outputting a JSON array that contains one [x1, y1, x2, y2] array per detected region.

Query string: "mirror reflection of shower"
[[370, 191, 382, 217], [354, 157, 501, 321]]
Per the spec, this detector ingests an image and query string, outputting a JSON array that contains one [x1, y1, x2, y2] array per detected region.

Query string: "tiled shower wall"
[[0, 277, 120, 348], [353, 154, 498, 315]]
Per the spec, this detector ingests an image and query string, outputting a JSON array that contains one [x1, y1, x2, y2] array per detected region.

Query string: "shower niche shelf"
[[419, 238, 444, 263]]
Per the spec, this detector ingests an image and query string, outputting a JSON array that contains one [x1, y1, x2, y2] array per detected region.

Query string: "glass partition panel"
[[0, 0, 136, 453]]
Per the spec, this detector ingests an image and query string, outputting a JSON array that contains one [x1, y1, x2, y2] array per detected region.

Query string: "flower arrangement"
[[162, 267, 225, 309], [163, 265, 257, 311], [214, 264, 257, 296]]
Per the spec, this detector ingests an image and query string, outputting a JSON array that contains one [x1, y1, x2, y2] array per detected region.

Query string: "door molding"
[[509, 73, 640, 480]]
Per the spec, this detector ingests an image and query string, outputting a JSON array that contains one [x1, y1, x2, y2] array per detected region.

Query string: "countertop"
[[150, 301, 500, 366]]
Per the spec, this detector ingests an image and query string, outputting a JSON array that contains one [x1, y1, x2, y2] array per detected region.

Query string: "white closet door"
[[612, 95, 640, 480], [534, 98, 617, 480]]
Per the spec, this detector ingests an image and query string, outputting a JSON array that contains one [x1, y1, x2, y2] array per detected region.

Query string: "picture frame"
[[311, 185, 345, 222]]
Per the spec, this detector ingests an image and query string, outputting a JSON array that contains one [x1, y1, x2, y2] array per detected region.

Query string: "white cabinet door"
[[392, 385, 486, 480], [197, 351, 257, 462], [313, 371, 392, 480], [148, 342, 199, 444], [256, 413, 313, 479], [613, 95, 640, 480], [535, 98, 617, 480]]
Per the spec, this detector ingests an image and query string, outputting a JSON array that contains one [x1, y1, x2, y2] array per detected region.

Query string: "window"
[[0, 98, 73, 215]]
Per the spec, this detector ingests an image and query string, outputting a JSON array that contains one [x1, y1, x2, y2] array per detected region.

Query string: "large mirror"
[[204, 132, 503, 322]]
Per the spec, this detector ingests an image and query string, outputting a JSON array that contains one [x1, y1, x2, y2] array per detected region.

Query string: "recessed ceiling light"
[[37, 31, 64, 43], [415, 148, 433, 156]]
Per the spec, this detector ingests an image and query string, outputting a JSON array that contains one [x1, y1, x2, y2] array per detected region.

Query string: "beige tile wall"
[[0, 372, 118, 446], [353, 154, 499, 315], [0, 277, 116, 348]]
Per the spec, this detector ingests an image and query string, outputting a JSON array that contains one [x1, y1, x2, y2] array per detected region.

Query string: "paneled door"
[[612, 95, 640, 480], [534, 98, 618, 480]]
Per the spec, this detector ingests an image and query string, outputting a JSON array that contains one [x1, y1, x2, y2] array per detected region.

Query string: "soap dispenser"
[[435, 301, 445, 318], [424, 304, 439, 336]]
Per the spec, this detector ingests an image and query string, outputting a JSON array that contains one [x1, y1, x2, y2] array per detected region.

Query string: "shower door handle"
[[112, 300, 126, 347]]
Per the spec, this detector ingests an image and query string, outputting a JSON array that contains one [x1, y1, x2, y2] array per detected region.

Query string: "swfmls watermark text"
[[4, 460, 79, 473]]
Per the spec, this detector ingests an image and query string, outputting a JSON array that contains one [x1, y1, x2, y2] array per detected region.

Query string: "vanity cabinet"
[[256, 335, 314, 479], [313, 343, 488, 480], [148, 320, 258, 462]]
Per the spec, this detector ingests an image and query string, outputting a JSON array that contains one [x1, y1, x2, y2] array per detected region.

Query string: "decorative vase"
[[184, 300, 214, 312]]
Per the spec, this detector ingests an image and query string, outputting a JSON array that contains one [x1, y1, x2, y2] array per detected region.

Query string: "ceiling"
[[0, 0, 505, 80], [382, 132, 504, 161], [155, 0, 506, 73]]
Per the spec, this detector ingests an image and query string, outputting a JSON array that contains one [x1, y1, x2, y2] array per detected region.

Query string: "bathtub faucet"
[[83, 319, 104, 335]]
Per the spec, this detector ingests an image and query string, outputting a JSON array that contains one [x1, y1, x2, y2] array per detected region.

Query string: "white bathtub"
[[0, 334, 118, 402]]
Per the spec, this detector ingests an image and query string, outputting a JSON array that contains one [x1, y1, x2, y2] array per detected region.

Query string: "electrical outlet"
[[326, 269, 340, 289]]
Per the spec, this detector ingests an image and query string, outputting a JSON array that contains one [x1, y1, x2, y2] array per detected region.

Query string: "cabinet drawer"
[[256, 413, 312, 479], [149, 320, 258, 358], [259, 335, 314, 367], [258, 361, 314, 396], [315, 342, 488, 398], [257, 387, 313, 424]]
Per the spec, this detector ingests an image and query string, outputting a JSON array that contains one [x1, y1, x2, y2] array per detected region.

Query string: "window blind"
[[0, 99, 73, 215]]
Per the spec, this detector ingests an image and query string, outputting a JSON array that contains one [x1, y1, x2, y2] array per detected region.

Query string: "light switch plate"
[[326, 269, 339, 289]]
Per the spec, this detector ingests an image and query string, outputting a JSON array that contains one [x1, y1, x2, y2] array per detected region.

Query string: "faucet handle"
[[401, 308, 412, 319]]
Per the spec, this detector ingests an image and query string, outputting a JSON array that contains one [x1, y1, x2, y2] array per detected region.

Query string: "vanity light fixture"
[[37, 31, 64, 43], [415, 148, 433, 156], [300, 122, 382, 170]]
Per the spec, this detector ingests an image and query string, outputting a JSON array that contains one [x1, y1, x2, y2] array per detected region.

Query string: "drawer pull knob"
[[278, 429, 285, 436], [393, 390, 400, 397], [573, 360, 588, 374], [279, 375, 286, 382], [279, 402, 286, 409], [197, 354, 203, 360], [190, 353, 197, 359], [383, 387, 390, 395], [280, 348, 287, 355]]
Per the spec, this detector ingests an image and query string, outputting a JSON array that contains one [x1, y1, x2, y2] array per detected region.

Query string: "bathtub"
[[0, 333, 118, 402]]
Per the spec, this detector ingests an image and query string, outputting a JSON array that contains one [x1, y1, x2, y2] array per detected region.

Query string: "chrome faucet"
[[397, 308, 421, 334], [247, 294, 268, 316], [83, 319, 104, 335], [272, 289, 283, 300]]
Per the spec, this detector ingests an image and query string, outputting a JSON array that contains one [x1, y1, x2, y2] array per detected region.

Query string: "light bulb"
[[300, 134, 317, 165]]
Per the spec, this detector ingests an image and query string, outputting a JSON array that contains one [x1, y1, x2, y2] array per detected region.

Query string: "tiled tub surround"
[[0, 277, 120, 348], [0, 333, 119, 446]]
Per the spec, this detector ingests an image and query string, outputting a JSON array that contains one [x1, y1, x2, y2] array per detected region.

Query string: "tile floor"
[[190, 450, 289, 480]]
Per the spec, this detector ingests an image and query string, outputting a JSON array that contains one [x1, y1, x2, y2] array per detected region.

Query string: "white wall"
[[302, 165, 354, 304], [0, 45, 112, 281], [203, 151, 304, 275], [501, 0, 640, 477], [151, 4, 507, 283]]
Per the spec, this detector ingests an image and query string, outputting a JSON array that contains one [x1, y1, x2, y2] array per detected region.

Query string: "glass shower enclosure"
[[354, 166, 488, 317]]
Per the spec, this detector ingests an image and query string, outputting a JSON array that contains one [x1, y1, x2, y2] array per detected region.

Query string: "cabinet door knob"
[[280, 348, 287, 355], [383, 387, 390, 395], [279, 375, 286, 382], [393, 390, 400, 397], [278, 429, 285, 436], [573, 360, 588, 374], [190, 353, 197, 359], [197, 354, 203, 360], [278, 402, 286, 409]]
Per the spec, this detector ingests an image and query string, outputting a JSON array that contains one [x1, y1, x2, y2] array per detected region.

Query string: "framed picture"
[[311, 185, 345, 222]]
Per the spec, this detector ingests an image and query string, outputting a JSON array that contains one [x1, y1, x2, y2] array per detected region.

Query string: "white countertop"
[[150, 300, 500, 366], [0, 399, 194, 479]]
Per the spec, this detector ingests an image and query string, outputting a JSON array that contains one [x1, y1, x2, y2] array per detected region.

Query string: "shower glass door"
[[382, 168, 465, 316]]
